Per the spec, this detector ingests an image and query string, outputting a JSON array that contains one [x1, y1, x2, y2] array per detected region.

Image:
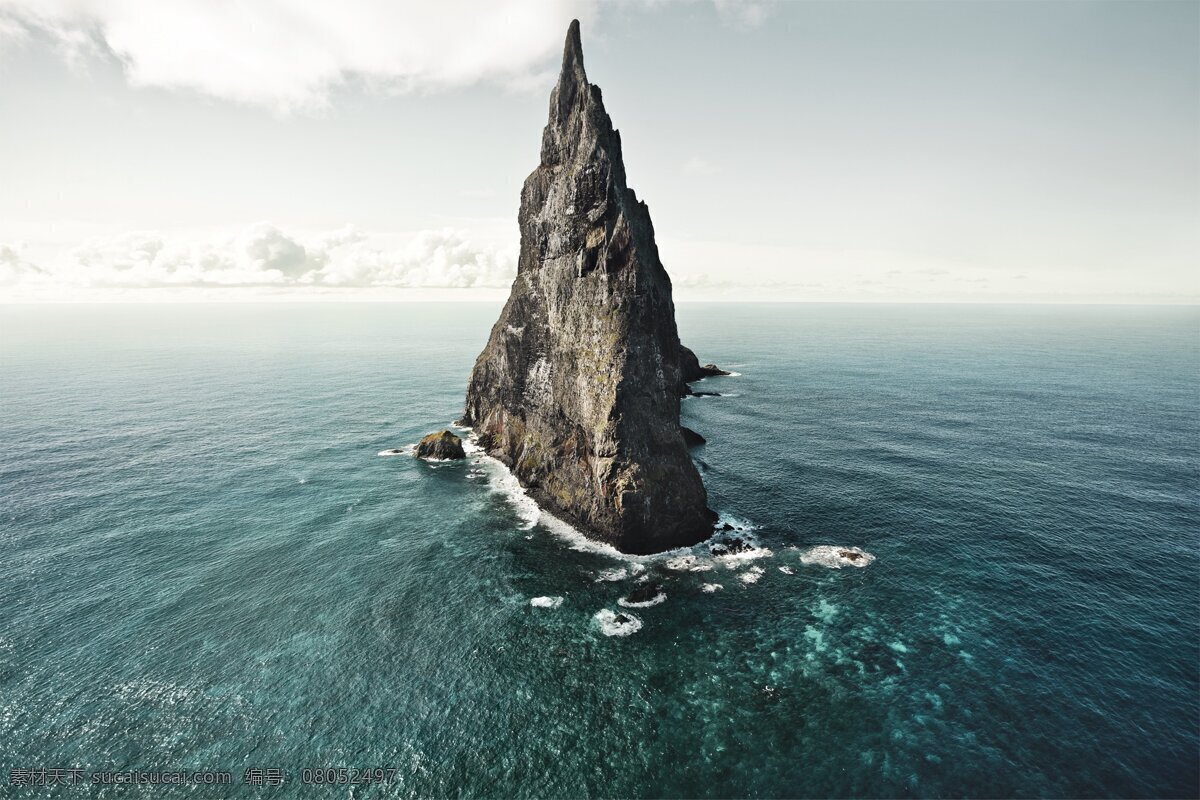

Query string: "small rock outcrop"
[[678, 345, 706, 392], [711, 536, 755, 557], [462, 20, 716, 554], [679, 345, 730, 395], [679, 345, 730, 386], [624, 583, 665, 605], [415, 430, 466, 460]]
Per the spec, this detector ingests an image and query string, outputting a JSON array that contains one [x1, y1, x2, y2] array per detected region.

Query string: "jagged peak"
[[548, 19, 590, 130], [543, 19, 621, 171], [561, 19, 585, 82]]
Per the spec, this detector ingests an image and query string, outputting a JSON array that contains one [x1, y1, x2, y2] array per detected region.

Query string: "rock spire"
[[462, 20, 716, 554]]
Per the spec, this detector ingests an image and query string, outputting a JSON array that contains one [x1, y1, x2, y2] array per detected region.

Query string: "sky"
[[0, 0, 1196, 303]]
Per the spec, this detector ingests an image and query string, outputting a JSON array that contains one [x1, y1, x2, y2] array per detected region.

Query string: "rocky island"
[[415, 430, 466, 460], [462, 20, 726, 554]]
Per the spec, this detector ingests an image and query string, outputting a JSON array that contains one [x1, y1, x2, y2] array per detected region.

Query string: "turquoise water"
[[1, 303, 1197, 798]]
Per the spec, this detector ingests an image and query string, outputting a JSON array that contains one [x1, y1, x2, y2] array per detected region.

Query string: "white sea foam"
[[720, 547, 772, 564], [463, 431, 639, 552], [798, 545, 876, 569], [530, 596, 563, 609], [473, 448, 541, 530], [594, 608, 642, 637], [709, 529, 773, 563], [594, 568, 628, 583], [712, 512, 760, 533], [462, 431, 768, 575], [377, 447, 410, 456], [664, 554, 712, 572], [618, 592, 666, 608], [535, 507, 705, 566], [701, 583, 723, 593], [739, 566, 765, 583]]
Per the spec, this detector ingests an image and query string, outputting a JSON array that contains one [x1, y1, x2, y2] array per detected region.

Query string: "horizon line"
[[2, 298, 1197, 308]]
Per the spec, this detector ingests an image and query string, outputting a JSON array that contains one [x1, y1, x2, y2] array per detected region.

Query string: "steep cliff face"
[[462, 20, 714, 554]]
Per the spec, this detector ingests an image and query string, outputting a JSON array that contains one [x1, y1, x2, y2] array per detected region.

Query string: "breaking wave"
[[618, 592, 666, 608], [466, 437, 541, 530], [708, 521, 772, 563], [462, 431, 775, 578], [798, 545, 876, 569], [739, 566, 766, 584], [594, 568, 628, 582], [594, 609, 642, 637], [664, 555, 712, 572]]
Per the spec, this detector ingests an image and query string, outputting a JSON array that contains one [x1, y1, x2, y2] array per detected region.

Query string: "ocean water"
[[0, 302, 1196, 799]]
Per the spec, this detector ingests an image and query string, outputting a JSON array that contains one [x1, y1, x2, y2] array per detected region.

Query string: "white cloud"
[[1, 223, 517, 295], [657, 237, 1199, 303], [0, 0, 598, 112], [317, 228, 518, 288], [3, 226, 1194, 304], [712, 0, 773, 29], [682, 156, 720, 177], [0, 242, 46, 286], [0, 11, 25, 41], [0, 1, 775, 111]]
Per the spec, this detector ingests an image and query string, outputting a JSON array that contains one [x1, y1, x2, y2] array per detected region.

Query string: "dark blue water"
[[1, 303, 1196, 798]]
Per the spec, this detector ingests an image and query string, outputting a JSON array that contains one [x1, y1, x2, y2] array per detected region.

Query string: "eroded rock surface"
[[415, 430, 465, 460], [462, 20, 715, 554], [679, 345, 730, 392]]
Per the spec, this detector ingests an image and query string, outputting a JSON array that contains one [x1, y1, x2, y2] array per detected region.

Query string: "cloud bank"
[[0, 1, 774, 111], [1, 224, 518, 297], [6, 223, 1188, 304], [0, 0, 597, 111]]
